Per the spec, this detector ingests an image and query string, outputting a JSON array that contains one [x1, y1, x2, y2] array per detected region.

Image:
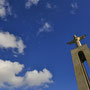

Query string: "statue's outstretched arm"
[[67, 39, 75, 45], [80, 34, 86, 40]]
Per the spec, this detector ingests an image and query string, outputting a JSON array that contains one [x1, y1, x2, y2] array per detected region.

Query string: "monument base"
[[71, 44, 90, 90]]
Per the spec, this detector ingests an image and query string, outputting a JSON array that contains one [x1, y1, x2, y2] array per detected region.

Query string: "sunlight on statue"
[[67, 34, 86, 47]]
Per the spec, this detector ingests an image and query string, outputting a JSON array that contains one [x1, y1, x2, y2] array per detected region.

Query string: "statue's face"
[[73, 35, 77, 38]]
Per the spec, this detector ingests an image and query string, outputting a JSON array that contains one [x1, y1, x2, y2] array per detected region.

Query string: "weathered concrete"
[[71, 44, 90, 90]]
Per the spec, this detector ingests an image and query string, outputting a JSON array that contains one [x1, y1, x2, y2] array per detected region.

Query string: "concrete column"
[[71, 44, 90, 90]]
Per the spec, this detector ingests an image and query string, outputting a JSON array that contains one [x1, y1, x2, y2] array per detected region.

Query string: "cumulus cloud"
[[25, 0, 40, 9], [0, 59, 53, 88], [0, 31, 25, 54], [37, 22, 52, 36], [0, 59, 24, 87], [0, 0, 12, 19], [25, 69, 53, 87]]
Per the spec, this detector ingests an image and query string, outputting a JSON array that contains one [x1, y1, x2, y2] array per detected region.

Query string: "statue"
[[67, 34, 86, 47]]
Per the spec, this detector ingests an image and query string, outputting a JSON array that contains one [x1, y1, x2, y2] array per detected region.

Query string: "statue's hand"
[[80, 34, 86, 40]]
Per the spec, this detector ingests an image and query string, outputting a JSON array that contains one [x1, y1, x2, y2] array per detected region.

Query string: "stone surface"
[[71, 44, 90, 90]]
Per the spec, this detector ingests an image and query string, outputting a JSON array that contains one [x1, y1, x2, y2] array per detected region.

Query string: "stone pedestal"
[[71, 44, 90, 90]]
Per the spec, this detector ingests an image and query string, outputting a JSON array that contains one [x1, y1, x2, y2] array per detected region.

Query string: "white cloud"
[[37, 22, 52, 35], [0, 59, 53, 89], [70, 1, 78, 15], [25, 69, 53, 87], [0, 59, 24, 87], [46, 3, 52, 9], [46, 3, 57, 9], [71, 2, 78, 9], [0, 0, 12, 18], [25, 0, 40, 9], [0, 31, 25, 54]]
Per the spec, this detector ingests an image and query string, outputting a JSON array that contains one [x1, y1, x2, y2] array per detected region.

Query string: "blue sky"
[[0, 0, 90, 90]]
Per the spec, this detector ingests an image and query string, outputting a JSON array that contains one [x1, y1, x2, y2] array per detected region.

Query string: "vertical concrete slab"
[[71, 44, 90, 90]]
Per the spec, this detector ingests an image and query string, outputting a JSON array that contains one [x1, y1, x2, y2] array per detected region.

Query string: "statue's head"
[[73, 35, 77, 38]]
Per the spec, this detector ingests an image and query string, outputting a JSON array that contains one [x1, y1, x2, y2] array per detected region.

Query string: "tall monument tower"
[[67, 34, 90, 90]]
